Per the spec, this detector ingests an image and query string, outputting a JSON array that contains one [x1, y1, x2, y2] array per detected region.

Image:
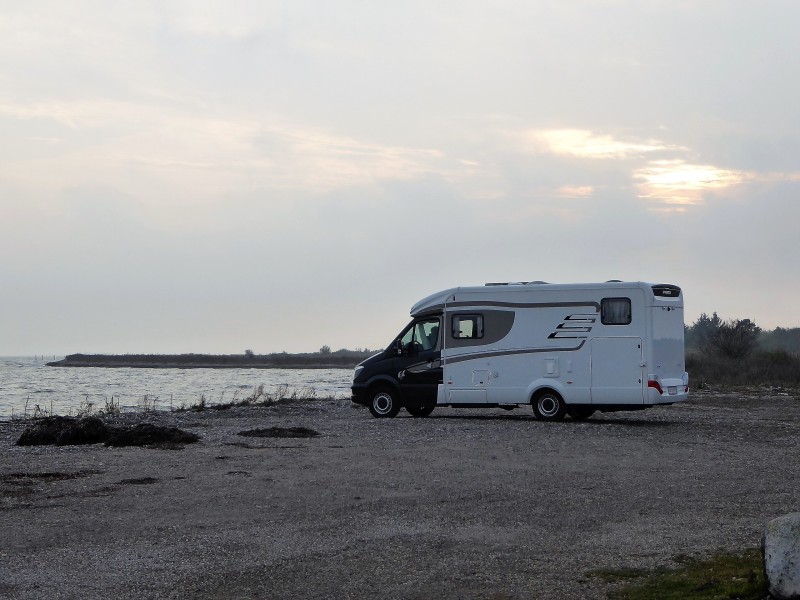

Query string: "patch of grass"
[[180, 384, 322, 412], [137, 394, 159, 412], [74, 395, 122, 417], [11, 398, 55, 421], [588, 549, 767, 600]]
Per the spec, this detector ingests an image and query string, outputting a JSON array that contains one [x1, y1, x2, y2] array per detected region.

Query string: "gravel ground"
[[1, 388, 799, 599]]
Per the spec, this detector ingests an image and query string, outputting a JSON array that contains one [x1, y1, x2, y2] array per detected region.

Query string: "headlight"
[[353, 365, 364, 381]]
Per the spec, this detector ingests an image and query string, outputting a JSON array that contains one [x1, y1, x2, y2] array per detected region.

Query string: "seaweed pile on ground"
[[105, 423, 199, 448], [15, 416, 109, 446], [15, 416, 200, 448], [238, 426, 320, 438]]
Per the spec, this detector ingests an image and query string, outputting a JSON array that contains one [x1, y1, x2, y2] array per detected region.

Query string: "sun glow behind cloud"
[[633, 160, 748, 209], [529, 128, 684, 159], [522, 128, 754, 211]]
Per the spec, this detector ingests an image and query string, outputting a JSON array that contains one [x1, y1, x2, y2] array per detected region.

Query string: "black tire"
[[406, 405, 435, 418], [568, 406, 595, 421], [368, 387, 401, 418], [532, 391, 567, 422]]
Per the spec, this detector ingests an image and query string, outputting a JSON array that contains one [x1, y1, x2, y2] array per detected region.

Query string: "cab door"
[[395, 318, 442, 407]]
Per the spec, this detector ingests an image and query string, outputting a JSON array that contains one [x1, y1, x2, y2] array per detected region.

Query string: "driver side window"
[[400, 318, 440, 354]]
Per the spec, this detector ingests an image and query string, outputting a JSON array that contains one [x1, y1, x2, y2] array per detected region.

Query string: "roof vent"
[[485, 281, 532, 286]]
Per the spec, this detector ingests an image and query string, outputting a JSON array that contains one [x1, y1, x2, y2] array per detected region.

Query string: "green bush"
[[687, 350, 800, 386]]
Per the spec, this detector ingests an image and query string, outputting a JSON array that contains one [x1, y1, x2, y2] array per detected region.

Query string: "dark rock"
[[238, 426, 320, 438], [118, 477, 159, 485]]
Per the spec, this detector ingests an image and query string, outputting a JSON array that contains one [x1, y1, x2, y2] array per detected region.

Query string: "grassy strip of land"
[[47, 351, 374, 369], [687, 350, 800, 387], [10, 384, 334, 421], [588, 549, 766, 600]]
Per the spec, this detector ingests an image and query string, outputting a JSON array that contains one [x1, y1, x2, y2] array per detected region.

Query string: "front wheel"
[[532, 391, 567, 422], [368, 388, 401, 418], [406, 405, 435, 418]]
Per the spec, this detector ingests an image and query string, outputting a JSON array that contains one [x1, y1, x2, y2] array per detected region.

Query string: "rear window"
[[601, 298, 631, 325]]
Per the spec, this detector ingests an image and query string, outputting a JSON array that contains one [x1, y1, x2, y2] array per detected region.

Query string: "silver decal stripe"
[[548, 312, 598, 339], [446, 301, 601, 310], [444, 341, 586, 364]]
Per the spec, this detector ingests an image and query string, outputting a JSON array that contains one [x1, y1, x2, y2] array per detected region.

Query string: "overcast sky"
[[2, 1, 799, 355]]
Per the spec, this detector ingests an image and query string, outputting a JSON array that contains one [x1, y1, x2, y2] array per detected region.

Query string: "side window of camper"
[[452, 314, 484, 339], [601, 298, 632, 325]]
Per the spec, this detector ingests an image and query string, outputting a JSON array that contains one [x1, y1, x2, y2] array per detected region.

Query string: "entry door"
[[591, 337, 644, 404]]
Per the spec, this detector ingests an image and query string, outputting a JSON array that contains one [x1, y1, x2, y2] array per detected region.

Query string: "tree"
[[709, 318, 761, 359], [319, 345, 331, 355], [688, 312, 723, 352], [759, 327, 800, 353]]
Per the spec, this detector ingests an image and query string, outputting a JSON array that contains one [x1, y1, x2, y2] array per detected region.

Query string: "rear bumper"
[[646, 383, 689, 404], [646, 373, 689, 404]]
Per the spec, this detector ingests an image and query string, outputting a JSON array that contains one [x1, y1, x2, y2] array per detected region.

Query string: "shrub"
[[687, 350, 800, 386], [709, 318, 761, 359]]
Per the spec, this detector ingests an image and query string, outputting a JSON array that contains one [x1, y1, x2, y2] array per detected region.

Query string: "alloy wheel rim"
[[374, 393, 392, 415]]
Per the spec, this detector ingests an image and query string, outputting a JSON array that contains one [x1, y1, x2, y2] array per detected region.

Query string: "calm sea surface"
[[0, 357, 355, 420]]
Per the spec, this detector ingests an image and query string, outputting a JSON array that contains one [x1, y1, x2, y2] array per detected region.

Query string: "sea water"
[[0, 357, 355, 420]]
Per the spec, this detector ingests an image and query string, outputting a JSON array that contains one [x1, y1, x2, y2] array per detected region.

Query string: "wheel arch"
[[365, 374, 401, 396], [526, 380, 569, 406]]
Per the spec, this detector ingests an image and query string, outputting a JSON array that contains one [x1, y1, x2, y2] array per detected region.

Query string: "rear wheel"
[[406, 405, 435, 418], [532, 391, 567, 422], [368, 387, 401, 418]]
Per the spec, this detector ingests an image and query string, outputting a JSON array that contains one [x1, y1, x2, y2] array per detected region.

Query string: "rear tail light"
[[647, 380, 664, 394]]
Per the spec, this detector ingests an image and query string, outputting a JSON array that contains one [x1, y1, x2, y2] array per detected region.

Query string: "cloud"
[[4, 1, 800, 354], [633, 160, 749, 207], [555, 185, 595, 198], [516, 127, 798, 212], [527, 128, 685, 159]]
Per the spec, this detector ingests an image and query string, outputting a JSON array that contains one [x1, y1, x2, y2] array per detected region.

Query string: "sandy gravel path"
[[2, 389, 799, 599]]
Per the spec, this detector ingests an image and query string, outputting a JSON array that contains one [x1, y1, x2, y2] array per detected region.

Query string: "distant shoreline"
[[46, 352, 374, 370]]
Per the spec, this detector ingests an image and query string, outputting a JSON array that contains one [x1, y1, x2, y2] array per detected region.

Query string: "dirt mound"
[[238, 426, 320, 438], [106, 424, 200, 447], [16, 416, 110, 446], [15, 417, 199, 448]]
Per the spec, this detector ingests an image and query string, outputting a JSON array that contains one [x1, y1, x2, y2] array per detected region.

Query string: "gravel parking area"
[[2, 388, 799, 599]]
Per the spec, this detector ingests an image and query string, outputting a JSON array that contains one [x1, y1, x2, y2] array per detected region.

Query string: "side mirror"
[[395, 339, 404, 356]]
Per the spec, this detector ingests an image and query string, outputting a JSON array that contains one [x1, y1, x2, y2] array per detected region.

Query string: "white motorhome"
[[351, 281, 688, 420]]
